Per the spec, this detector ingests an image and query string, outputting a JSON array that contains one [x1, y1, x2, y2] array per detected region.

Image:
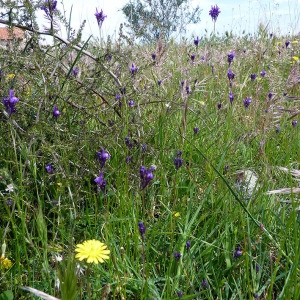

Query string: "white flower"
[[5, 184, 14, 193]]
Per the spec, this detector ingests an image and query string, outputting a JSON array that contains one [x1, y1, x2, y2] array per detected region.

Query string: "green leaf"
[[0, 291, 14, 300]]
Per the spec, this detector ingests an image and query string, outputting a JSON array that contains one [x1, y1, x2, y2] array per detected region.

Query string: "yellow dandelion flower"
[[75, 239, 110, 264], [292, 56, 299, 61], [292, 40, 298, 44], [174, 212, 180, 218], [6, 74, 15, 80], [0, 256, 12, 269]]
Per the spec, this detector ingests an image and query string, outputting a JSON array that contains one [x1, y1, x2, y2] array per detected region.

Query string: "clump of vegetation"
[[0, 1, 299, 299]]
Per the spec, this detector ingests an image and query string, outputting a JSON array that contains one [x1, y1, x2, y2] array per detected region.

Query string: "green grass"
[[0, 3, 300, 300]]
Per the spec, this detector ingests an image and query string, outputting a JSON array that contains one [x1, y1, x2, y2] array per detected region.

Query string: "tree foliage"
[[121, 0, 201, 42]]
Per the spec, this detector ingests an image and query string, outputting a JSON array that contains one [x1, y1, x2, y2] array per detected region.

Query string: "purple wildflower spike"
[[97, 148, 110, 168], [95, 8, 107, 27], [94, 172, 107, 193], [130, 63, 138, 75], [229, 91, 234, 104], [194, 36, 200, 47], [209, 5, 221, 22], [2, 89, 19, 116], [140, 165, 156, 189], [243, 97, 252, 108]]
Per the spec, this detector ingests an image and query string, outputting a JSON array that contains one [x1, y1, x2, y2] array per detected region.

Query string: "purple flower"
[[72, 67, 79, 77], [116, 93, 121, 101], [45, 163, 54, 174], [256, 264, 260, 272], [227, 51, 235, 65], [260, 69, 266, 77], [180, 81, 185, 87], [151, 53, 156, 60], [3, 89, 19, 116], [209, 5, 221, 22], [177, 291, 183, 298], [125, 137, 133, 148], [128, 100, 135, 107], [173, 251, 181, 260], [194, 36, 200, 47], [254, 293, 259, 299], [53, 105, 61, 118], [285, 40, 290, 48], [130, 63, 138, 75], [140, 165, 156, 189], [186, 85, 191, 94], [229, 91, 234, 104], [243, 97, 252, 108], [227, 69, 235, 81], [174, 151, 183, 170], [233, 245, 242, 259], [191, 53, 196, 62], [268, 92, 273, 100], [6, 199, 13, 206], [41, 0, 57, 15], [217, 103, 222, 110], [201, 280, 208, 288], [94, 172, 107, 193], [138, 221, 146, 237], [292, 120, 298, 127], [186, 241, 191, 250], [125, 156, 132, 163], [97, 148, 110, 168], [158, 80, 162, 86], [250, 73, 257, 81], [95, 8, 107, 27], [194, 127, 199, 135]]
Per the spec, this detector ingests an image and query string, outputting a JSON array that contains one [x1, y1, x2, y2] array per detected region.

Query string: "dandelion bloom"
[[75, 239, 110, 264], [0, 256, 12, 269]]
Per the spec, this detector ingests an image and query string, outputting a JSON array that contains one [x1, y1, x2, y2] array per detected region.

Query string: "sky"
[[36, 0, 300, 41]]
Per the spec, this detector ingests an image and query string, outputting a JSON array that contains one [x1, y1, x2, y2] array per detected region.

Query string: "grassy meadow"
[[0, 3, 300, 299]]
